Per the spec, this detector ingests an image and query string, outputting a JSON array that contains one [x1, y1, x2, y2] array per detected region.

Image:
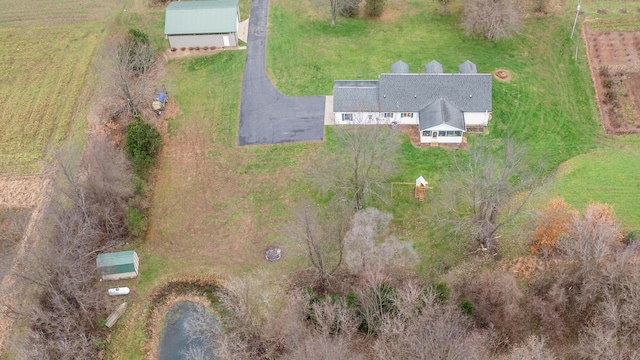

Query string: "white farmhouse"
[[333, 60, 492, 145]]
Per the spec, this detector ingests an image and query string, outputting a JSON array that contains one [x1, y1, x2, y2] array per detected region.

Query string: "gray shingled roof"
[[378, 74, 492, 112], [391, 60, 409, 73], [333, 80, 380, 112], [424, 60, 444, 73], [419, 98, 465, 130], [458, 60, 478, 74], [165, 0, 239, 35]]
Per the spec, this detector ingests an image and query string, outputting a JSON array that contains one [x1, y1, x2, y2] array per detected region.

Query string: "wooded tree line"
[[1, 29, 163, 359], [187, 199, 640, 359]]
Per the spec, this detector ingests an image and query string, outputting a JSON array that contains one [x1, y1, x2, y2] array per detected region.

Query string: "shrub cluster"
[[125, 115, 162, 176]]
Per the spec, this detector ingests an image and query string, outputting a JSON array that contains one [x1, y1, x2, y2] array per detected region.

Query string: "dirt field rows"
[[584, 20, 640, 133]]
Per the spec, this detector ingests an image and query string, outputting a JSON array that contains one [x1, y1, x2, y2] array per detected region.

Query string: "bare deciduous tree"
[[557, 204, 622, 313], [216, 273, 291, 359], [560, 203, 620, 278], [354, 269, 396, 335], [504, 335, 556, 360], [454, 268, 525, 346], [344, 208, 417, 276], [286, 202, 351, 292], [285, 334, 364, 360], [102, 34, 157, 122], [439, 140, 543, 254], [83, 138, 133, 237], [339, 0, 360, 18], [8, 144, 133, 359], [310, 117, 399, 210], [373, 281, 487, 360], [461, 0, 521, 40]]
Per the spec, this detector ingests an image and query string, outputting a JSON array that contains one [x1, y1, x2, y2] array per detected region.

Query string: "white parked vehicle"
[[108, 287, 130, 296]]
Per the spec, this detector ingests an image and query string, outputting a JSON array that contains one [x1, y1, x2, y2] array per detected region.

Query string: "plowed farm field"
[[584, 19, 640, 134]]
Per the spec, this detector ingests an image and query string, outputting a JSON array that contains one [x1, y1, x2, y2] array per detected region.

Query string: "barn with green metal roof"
[[164, 0, 240, 49], [96, 250, 140, 281]]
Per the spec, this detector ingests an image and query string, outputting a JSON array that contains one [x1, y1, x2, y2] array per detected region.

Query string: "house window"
[[422, 130, 431, 137], [382, 113, 393, 118], [368, 114, 373, 120], [401, 113, 414, 118], [439, 131, 446, 137], [342, 113, 353, 121], [454, 131, 462, 136]]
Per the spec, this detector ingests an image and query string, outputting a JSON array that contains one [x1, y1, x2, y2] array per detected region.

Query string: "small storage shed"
[[97, 251, 140, 281], [164, 0, 240, 49]]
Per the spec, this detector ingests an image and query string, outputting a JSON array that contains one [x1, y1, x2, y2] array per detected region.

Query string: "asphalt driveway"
[[238, 0, 325, 146]]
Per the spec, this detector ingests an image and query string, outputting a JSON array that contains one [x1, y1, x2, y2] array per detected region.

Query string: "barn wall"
[[101, 271, 139, 281], [168, 33, 238, 49]]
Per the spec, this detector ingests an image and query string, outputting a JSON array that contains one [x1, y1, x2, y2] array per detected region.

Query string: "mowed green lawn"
[[552, 135, 640, 230], [266, 0, 640, 230], [267, 0, 601, 170]]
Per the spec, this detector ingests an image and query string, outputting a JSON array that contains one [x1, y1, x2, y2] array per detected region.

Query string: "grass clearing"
[[106, 52, 314, 358], [552, 135, 640, 229]]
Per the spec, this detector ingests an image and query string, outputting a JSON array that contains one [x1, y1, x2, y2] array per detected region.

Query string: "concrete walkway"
[[324, 96, 335, 125], [238, 18, 249, 43], [238, 0, 325, 145]]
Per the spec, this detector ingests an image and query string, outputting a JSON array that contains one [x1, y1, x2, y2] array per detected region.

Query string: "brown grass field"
[[0, 0, 128, 174], [0, 25, 102, 173]]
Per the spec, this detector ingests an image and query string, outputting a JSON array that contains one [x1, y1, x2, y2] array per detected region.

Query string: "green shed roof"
[[97, 250, 137, 275], [165, 0, 239, 35]]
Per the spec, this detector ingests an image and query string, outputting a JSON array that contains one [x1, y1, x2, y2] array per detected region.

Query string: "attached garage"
[[164, 0, 240, 49], [96, 250, 140, 281]]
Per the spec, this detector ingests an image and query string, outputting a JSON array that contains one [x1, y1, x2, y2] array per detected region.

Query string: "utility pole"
[[570, 0, 582, 39]]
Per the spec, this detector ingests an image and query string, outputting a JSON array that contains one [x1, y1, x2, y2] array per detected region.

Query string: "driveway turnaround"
[[238, 0, 325, 146]]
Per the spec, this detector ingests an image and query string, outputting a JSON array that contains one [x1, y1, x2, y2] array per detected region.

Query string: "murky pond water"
[[158, 301, 220, 360]]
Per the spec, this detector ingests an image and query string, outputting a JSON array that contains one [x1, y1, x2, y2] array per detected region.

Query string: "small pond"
[[158, 301, 220, 360]]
